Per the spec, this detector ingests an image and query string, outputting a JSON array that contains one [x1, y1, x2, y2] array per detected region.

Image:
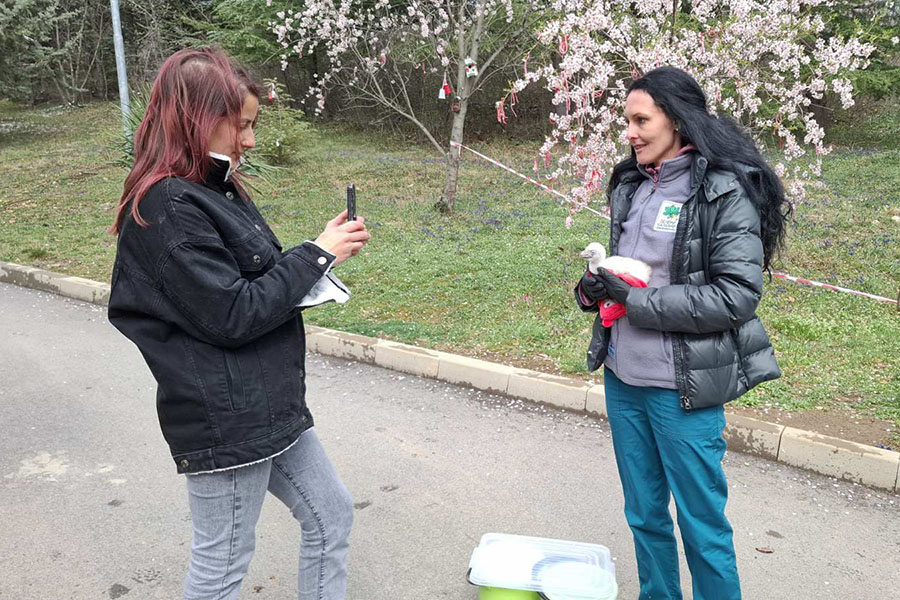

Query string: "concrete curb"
[[0, 261, 110, 305], [3, 260, 898, 492]]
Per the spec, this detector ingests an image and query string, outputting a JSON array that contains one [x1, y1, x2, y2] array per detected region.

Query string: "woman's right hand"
[[314, 210, 371, 266]]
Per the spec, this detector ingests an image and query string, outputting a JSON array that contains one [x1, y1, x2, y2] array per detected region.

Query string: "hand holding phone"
[[346, 184, 357, 221], [315, 185, 367, 266]]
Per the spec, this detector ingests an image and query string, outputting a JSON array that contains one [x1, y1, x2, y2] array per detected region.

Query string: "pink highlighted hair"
[[111, 47, 259, 234]]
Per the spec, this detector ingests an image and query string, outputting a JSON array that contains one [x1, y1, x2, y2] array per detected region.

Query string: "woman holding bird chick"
[[574, 66, 789, 600]]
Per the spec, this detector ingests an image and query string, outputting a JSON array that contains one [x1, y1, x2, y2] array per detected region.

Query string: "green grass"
[[0, 102, 123, 277], [828, 95, 900, 150], [748, 146, 900, 429], [1, 100, 898, 443]]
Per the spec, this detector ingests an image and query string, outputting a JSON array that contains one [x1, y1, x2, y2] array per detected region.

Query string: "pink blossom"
[[271, 0, 874, 210], [510, 0, 874, 211]]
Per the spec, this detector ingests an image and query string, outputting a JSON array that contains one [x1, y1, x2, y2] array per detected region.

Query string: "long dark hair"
[[111, 47, 260, 234], [608, 66, 791, 272]]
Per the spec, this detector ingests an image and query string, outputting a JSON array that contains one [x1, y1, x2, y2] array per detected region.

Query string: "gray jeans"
[[183, 428, 353, 600]]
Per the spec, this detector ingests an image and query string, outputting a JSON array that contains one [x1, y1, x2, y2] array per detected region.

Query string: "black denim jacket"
[[108, 160, 334, 473]]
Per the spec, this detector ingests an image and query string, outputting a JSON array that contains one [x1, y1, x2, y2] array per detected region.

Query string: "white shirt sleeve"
[[296, 240, 350, 307], [297, 272, 351, 308]]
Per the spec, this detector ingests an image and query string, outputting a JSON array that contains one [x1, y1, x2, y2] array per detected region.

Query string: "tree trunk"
[[437, 0, 483, 214], [439, 98, 469, 214], [551, 52, 567, 120], [809, 92, 832, 135], [305, 50, 320, 115]]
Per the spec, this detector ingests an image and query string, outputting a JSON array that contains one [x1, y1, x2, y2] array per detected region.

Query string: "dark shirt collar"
[[208, 152, 234, 184]]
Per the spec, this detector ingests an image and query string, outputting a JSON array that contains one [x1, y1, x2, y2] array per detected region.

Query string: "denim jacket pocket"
[[223, 349, 246, 411], [221, 343, 270, 416], [228, 232, 275, 275]]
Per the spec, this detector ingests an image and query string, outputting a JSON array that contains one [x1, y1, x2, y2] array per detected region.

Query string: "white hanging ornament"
[[464, 57, 478, 78], [439, 72, 452, 100]]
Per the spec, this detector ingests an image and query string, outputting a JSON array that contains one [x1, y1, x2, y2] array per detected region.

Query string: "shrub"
[[111, 79, 310, 172], [250, 79, 310, 166]]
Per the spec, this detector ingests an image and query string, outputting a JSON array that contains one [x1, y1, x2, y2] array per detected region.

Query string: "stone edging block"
[[507, 369, 590, 411], [722, 414, 784, 462], [778, 427, 900, 491], [585, 385, 607, 418], [1, 261, 111, 305], [436, 353, 513, 394], [306, 328, 377, 364], [3, 260, 899, 492], [374, 340, 441, 379]]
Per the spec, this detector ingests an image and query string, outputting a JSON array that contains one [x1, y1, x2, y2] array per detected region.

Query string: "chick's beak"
[[580, 249, 594, 259]]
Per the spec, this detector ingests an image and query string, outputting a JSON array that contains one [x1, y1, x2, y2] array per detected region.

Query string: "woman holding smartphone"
[[108, 47, 369, 600]]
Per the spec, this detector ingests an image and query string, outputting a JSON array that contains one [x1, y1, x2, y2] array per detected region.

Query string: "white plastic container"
[[467, 533, 617, 600]]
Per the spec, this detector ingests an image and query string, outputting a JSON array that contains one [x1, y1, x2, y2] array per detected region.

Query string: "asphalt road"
[[1, 282, 898, 600]]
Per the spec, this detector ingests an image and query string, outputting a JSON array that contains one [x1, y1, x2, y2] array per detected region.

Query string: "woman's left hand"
[[579, 270, 609, 302], [596, 268, 634, 304]]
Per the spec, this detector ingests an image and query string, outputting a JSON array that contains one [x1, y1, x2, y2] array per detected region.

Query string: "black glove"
[[596, 268, 633, 304], [579, 270, 609, 302]]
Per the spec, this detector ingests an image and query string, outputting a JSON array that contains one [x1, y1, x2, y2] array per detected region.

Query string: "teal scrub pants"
[[604, 368, 740, 600]]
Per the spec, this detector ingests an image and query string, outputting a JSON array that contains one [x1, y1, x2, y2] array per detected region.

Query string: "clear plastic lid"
[[468, 533, 617, 600]]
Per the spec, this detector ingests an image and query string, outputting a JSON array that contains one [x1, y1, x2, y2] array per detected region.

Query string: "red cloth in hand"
[[598, 270, 648, 327]]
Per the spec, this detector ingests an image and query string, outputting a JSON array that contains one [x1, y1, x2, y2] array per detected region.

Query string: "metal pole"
[[110, 0, 130, 136]]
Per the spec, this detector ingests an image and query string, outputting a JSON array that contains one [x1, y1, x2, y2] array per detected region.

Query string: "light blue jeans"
[[604, 368, 740, 600], [183, 428, 353, 600]]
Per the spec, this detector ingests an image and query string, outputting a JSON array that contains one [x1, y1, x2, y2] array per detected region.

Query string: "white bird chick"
[[580, 242, 652, 283]]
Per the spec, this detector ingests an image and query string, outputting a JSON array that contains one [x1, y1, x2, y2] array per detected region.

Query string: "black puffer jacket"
[[579, 154, 781, 410], [109, 160, 334, 473]]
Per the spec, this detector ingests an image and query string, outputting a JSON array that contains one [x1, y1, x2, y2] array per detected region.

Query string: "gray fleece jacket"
[[604, 150, 694, 388]]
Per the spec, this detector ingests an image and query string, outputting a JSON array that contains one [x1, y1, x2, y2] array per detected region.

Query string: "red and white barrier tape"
[[451, 140, 899, 307], [450, 141, 609, 219], [772, 273, 898, 305]]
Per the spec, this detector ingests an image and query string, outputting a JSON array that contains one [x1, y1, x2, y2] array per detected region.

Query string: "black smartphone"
[[346, 184, 357, 221]]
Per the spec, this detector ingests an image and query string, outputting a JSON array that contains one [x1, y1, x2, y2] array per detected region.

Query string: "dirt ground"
[[727, 405, 896, 451]]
